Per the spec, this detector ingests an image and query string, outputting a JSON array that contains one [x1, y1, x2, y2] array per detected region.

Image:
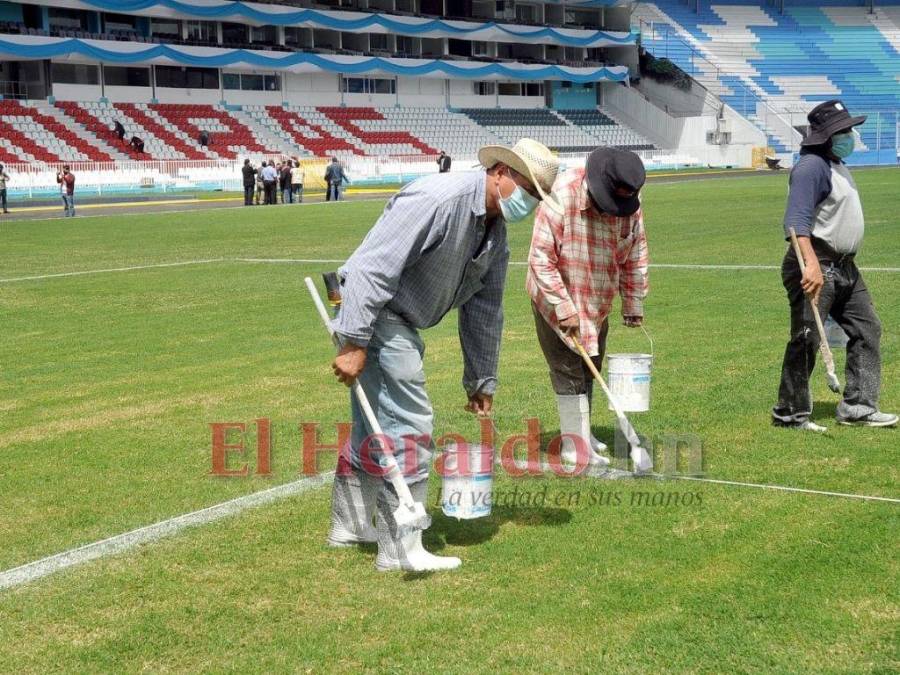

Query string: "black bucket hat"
[[801, 100, 866, 147], [585, 147, 646, 217]]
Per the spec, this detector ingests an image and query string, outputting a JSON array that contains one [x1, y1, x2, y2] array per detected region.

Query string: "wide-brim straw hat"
[[478, 138, 562, 213]]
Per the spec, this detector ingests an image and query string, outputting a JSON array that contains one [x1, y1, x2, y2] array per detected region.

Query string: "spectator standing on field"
[[280, 161, 293, 204], [255, 164, 265, 205], [241, 159, 256, 206], [324, 157, 348, 201], [261, 161, 278, 205], [291, 160, 304, 203], [0, 163, 10, 215], [437, 150, 451, 173], [57, 165, 75, 217]]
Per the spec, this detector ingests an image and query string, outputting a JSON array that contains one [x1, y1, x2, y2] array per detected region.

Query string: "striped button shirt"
[[526, 167, 649, 356], [335, 170, 509, 395]]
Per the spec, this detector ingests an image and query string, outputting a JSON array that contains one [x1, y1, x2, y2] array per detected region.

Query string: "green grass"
[[1, 168, 898, 672]]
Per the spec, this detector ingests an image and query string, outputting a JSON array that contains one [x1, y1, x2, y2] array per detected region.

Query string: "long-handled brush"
[[571, 336, 653, 475], [789, 228, 841, 393], [305, 276, 430, 533]]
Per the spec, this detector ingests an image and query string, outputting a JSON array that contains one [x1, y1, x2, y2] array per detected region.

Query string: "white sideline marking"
[[671, 475, 900, 504], [3, 259, 899, 284], [0, 259, 226, 284], [0, 472, 333, 591]]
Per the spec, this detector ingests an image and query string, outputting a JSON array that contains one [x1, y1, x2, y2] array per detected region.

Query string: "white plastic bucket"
[[440, 443, 493, 520], [607, 353, 653, 412], [824, 316, 849, 349]]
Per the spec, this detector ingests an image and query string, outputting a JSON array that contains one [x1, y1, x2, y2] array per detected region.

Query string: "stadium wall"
[[604, 84, 765, 166]]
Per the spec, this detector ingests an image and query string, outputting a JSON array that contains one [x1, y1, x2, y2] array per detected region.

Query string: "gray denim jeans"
[[345, 310, 433, 484], [773, 248, 882, 425]]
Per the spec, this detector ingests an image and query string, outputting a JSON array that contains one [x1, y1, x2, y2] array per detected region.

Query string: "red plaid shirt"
[[526, 168, 649, 356]]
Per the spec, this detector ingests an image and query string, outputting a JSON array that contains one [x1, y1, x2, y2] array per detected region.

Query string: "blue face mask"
[[830, 131, 856, 159], [498, 183, 540, 222]]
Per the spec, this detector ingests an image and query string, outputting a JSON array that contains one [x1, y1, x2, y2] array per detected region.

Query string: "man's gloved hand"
[[332, 342, 366, 386], [465, 393, 493, 417], [623, 316, 643, 328]]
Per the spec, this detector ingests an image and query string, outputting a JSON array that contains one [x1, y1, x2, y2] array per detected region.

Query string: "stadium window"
[[372, 78, 395, 95], [515, 4, 536, 22], [524, 83, 543, 96], [264, 75, 281, 91], [498, 82, 522, 96], [151, 18, 180, 41], [48, 8, 87, 31], [370, 34, 389, 51], [102, 13, 136, 32], [474, 81, 495, 96], [185, 20, 216, 44], [222, 22, 249, 45], [241, 74, 264, 90], [156, 66, 218, 89], [396, 36, 416, 56], [223, 73, 241, 90], [342, 78, 365, 94], [250, 25, 277, 45], [472, 41, 489, 57], [104, 66, 150, 88], [50, 63, 100, 85]]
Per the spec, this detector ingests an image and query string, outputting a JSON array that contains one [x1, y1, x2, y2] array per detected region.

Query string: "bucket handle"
[[640, 324, 654, 356]]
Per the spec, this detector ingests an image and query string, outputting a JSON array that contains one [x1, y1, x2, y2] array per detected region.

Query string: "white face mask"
[[498, 182, 540, 222]]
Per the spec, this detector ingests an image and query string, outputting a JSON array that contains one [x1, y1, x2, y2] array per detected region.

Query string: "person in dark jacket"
[[199, 130, 210, 147], [280, 161, 293, 204], [130, 135, 144, 153], [324, 157, 348, 201], [114, 120, 126, 142], [437, 150, 451, 173], [241, 159, 257, 206]]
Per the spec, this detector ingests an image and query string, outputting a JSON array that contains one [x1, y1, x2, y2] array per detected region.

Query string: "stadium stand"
[[634, 1, 900, 159]]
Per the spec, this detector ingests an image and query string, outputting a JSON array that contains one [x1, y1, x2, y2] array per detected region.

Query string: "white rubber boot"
[[558, 394, 610, 467], [326, 468, 378, 547], [375, 481, 461, 572]]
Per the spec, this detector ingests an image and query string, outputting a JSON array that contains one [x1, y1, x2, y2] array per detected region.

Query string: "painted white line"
[[670, 475, 900, 504], [4, 258, 898, 285], [0, 472, 333, 591], [0, 259, 225, 284], [236, 258, 345, 264]]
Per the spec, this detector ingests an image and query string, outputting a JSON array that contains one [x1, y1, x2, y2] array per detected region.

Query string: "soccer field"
[[1, 169, 898, 672]]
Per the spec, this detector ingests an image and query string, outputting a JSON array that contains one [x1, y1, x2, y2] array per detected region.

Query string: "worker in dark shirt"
[[773, 100, 896, 431], [130, 135, 144, 154], [114, 120, 126, 142]]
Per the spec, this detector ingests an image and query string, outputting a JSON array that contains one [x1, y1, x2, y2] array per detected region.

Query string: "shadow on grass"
[[425, 503, 572, 550]]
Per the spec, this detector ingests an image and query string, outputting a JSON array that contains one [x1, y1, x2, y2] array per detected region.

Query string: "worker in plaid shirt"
[[527, 148, 649, 468]]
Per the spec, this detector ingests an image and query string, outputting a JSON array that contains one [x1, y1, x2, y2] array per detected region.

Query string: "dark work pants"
[[533, 303, 609, 397], [326, 182, 341, 201], [243, 185, 253, 206], [264, 181, 276, 205], [0, 188, 7, 212], [773, 249, 882, 424]]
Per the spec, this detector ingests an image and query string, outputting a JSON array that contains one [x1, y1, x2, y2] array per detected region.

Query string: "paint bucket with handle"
[[606, 326, 654, 413]]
